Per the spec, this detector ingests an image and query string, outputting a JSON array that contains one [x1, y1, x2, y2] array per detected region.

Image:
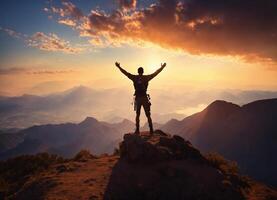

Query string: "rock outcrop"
[[119, 130, 205, 163], [104, 130, 247, 200]]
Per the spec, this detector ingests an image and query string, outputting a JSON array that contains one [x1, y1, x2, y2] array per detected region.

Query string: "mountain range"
[[0, 86, 185, 129], [1, 85, 277, 129], [0, 117, 134, 159], [0, 98, 276, 187]]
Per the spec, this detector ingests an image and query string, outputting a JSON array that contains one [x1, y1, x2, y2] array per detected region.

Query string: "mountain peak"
[[62, 85, 94, 96], [73, 85, 91, 91], [207, 100, 240, 110], [120, 118, 133, 124], [166, 118, 180, 124], [204, 100, 241, 118], [79, 117, 98, 126]]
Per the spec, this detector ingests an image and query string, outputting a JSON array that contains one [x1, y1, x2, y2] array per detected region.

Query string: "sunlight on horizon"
[[175, 104, 208, 116]]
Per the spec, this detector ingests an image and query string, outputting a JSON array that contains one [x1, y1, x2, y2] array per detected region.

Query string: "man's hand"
[[115, 62, 120, 68], [161, 63, 166, 68]]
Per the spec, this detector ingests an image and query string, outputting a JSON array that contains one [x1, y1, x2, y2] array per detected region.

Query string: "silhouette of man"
[[115, 62, 166, 134]]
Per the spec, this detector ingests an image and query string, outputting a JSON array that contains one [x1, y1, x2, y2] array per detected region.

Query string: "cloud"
[[0, 27, 25, 39], [30, 69, 75, 74], [49, 0, 277, 64], [1, 26, 83, 54], [58, 19, 76, 26], [0, 67, 75, 75], [49, 1, 83, 19], [117, 0, 137, 10], [28, 32, 83, 54], [62, 1, 83, 19], [0, 67, 28, 75]]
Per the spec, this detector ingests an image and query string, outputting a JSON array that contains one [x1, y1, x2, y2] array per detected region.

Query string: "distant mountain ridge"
[[0, 85, 186, 129], [160, 98, 277, 186], [0, 86, 130, 129], [0, 117, 134, 160], [2, 85, 277, 129]]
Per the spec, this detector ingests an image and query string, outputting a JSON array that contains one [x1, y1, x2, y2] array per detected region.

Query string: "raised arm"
[[115, 62, 135, 80], [148, 63, 166, 80]]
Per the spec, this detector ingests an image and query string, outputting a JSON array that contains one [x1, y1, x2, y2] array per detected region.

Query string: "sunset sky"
[[1, 0, 277, 97]]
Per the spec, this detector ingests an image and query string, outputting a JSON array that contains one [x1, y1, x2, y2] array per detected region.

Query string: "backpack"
[[134, 76, 148, 96]]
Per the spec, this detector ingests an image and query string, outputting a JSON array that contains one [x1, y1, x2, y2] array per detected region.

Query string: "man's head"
[[138, 67, 144, 75]]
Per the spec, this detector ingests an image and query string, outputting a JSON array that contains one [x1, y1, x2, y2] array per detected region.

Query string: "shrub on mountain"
[[0, 153, 64, 198], [206, 152, 249, 188], [206, 152, 239, 175], [73, 150, 96, 162]]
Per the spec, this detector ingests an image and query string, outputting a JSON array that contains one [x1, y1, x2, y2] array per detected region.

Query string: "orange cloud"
[[58, 19, 76, 26], [28, 32, 83, 54], [49, 1, 83, 19], [49, 0, 277, 64], [1, 26, 83, 54]]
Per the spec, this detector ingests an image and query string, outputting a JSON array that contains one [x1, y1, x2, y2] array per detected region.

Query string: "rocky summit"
[[105, 130, 245, 200], [119, 130, 205, 163]]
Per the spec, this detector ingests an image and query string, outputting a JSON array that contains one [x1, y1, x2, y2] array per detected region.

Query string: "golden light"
[[143, 50, 165, 73]]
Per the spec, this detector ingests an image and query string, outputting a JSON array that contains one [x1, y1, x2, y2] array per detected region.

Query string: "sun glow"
[[142, 50, 167, 73]]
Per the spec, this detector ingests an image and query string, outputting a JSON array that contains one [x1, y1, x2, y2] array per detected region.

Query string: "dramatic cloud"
[[50, 0, 277, 64], [28, 32, 83, 54]]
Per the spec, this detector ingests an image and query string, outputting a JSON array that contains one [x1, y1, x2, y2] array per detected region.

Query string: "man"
[[115, 62, 166, 135]]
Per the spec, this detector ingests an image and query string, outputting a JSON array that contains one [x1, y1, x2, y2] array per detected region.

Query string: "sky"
[[1, 0, 277, 98]]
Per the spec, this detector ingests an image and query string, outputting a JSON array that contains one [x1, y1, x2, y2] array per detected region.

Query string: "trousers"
[[134, 95, 153, 132]]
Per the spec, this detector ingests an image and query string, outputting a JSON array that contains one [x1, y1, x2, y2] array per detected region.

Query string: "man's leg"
[[143, 101, 153, 134], [135, 103, 142, 134]]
